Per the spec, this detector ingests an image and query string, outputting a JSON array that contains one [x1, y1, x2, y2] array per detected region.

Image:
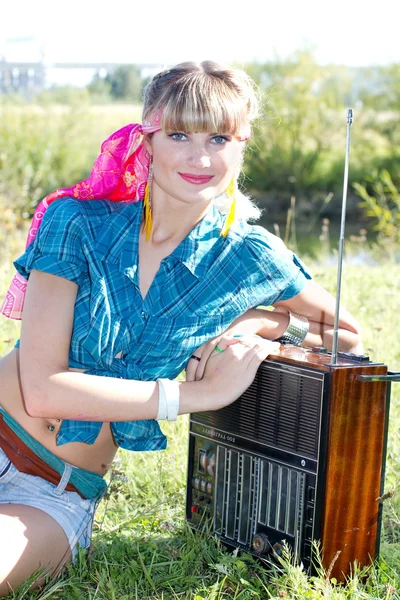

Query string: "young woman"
[[0, 61, 361, 595]]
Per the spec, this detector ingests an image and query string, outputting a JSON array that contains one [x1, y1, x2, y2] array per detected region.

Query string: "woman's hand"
[[196, 335, 280, 411], [186, 332, 237, 382], [186, 309, 288, 382]]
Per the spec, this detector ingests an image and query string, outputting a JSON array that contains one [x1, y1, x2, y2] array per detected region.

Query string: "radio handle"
[[357, 372, 400, 382], [331, 109, 353, 365]]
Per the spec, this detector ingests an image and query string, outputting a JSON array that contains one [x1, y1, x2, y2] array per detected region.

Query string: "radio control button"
[[193, 477, 200, 490], [200, 480, 207, 492], [206, 482, 213, 495], [307, 486, 315, 503], [272, 542, 283, 557], [198, 449, 206, 472], [252, 533, 271, 555], [191, 505, 197, 513]]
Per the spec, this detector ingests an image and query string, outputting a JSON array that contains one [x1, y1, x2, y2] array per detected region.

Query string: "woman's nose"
[[187, 147, 211, 169]]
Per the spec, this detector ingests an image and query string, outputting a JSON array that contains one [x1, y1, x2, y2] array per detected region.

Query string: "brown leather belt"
[[0, 413, 85, 498]]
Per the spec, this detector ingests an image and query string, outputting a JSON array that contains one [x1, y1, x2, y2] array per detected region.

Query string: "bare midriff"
[[0, 348, 118, 476]]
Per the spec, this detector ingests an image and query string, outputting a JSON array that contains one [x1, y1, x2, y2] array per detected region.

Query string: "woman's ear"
[[143, 134, 153, 157]]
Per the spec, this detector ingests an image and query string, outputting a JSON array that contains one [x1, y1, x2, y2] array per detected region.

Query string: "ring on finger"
[[190, 355, 201, 362]]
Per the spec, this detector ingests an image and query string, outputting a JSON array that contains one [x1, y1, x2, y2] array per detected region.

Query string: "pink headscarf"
[[1, 115, 162, 320]]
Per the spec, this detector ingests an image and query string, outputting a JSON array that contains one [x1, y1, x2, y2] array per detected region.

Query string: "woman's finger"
[[194, 341, 215, 381], [186, 349, 204, 381], [195, 336, 241, 381], [194, 337, 225, 381], [246, 340, 280, 370]]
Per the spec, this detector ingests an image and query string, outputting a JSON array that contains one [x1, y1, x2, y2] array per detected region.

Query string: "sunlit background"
[[1, 0, 399, 258], [1, 0, 398, 87]]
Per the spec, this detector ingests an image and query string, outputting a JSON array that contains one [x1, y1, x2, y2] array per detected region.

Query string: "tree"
[[87, 73, 112, 99], [105, 65, 143, 102]]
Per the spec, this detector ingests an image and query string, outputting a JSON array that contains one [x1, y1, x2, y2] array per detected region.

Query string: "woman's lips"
[[178, 173, 214, 185]]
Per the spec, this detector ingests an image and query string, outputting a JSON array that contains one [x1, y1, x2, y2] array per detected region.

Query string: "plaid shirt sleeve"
[[14, 198, 89, 286], [242, 226, 312, 307]]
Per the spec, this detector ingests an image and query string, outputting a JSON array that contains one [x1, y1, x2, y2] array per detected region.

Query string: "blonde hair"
[[143, 61, 262, 222]]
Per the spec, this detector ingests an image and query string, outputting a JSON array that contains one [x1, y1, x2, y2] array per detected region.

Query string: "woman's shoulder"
[[42, 198, 142, 238], [235, 222, 312, 279], [44, 197, 130, 220], [228, 221, 288, 255]]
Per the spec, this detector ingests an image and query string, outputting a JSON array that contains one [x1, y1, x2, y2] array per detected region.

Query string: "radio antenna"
[[331, 109, 353, 365]]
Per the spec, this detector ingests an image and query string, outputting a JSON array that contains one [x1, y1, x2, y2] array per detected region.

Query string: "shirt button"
[[141, 311, 146, 318]]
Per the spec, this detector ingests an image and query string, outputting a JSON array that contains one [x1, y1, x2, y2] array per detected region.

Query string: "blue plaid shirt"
[[14, 198, 311, 451]]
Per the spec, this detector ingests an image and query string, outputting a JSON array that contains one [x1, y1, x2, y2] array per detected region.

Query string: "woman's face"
[[144, 130, 243, 207]]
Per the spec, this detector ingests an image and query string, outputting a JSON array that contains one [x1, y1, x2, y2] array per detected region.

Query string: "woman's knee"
[[0, 504, 71, 597]]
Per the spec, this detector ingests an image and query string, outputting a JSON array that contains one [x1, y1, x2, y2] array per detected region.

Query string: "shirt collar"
[[168, 203, 225, 278], [98, 201, 227, 280]]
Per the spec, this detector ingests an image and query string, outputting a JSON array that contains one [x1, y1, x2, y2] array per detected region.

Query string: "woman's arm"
[[19, 270, 277, 420], [186, 280, 362, 382], [219, 280, 361, 350], [270, 279, 362, 351]]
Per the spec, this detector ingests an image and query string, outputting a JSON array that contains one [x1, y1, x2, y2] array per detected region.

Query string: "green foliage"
[[244, 52, 340, 196], [241, 52, 396, 214], [36, 86, 92, 106], [87, 73, 112, 102], [0, 103, 142, 220], [358, 64, 400, 111], [0, 104, 96, 215], [354, 170, 400, 248], [104, 65, 144, 102]]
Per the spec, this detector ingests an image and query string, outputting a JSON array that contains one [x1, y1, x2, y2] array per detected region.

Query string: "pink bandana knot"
[[1, 118, 161, 320]]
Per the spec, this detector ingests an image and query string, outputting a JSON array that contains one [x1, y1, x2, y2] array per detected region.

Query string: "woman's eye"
[[168, 133, 188, 141], [211, 135, 230, 145]]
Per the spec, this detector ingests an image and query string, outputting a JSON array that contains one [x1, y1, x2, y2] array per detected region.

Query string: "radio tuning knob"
[[252, 533, 271, 555]]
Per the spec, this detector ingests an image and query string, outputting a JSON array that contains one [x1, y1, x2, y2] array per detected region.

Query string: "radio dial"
[[252, 533, 271, 555]]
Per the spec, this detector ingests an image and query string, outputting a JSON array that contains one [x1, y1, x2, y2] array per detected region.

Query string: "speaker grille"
[[193, 361, 325, 460]]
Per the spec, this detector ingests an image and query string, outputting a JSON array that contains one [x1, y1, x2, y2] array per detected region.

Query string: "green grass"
[[1, 239, 400, 597]]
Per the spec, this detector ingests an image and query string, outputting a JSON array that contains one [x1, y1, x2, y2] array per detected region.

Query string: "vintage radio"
[[186, 345, 391, 580], [186, 110, 397, 579]]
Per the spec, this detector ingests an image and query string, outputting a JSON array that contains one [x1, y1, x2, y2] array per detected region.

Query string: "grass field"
[[1, 238, 400, 598]]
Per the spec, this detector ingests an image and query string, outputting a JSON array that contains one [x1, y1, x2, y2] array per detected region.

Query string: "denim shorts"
[[0, 446, 99, 558]]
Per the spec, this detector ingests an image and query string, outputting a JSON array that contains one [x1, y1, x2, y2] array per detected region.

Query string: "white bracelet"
[[156, 379, 180, 421], [156, 380, 168, 420]]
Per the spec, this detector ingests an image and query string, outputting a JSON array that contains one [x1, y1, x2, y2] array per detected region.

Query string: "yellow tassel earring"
[[220, 178, 236, 237], [143, 161, 153, 241]]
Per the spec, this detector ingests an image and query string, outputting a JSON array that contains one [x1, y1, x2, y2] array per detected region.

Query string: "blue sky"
[[1, 0, 398, 71]]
